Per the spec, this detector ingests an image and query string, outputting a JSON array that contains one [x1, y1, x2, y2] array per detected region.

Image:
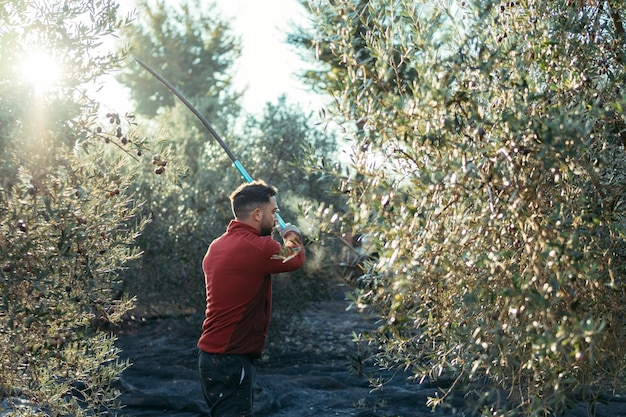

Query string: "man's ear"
[[252, 207, 263, 222]]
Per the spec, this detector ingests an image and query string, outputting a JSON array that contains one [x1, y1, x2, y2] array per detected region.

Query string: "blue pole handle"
[[233, 160, 253, 183]]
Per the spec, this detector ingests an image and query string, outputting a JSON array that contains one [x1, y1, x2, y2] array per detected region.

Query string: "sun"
[[20, 51, 62, 94]]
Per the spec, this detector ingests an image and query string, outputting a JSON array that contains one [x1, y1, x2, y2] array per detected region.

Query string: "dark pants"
[[198, 350, 255, 417]]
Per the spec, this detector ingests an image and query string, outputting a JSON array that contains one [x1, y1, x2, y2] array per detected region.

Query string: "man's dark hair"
[[230, 180, 277, 218]]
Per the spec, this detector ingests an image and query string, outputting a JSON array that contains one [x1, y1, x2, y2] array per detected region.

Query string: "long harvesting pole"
[[135, 58, 287, 229]]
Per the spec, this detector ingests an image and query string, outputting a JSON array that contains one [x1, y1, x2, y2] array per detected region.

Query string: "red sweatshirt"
[[197, 220, 305, 357]]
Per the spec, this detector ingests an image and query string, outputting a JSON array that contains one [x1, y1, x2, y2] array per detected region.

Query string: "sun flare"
[[20, 51, 62, 94]]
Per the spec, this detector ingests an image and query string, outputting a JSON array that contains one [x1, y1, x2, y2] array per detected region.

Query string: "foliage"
[[0, 0, 155, 415], [119, 101, 237, 316], [240, 96, 338, 205], [301, 0, 626, 415], [117, 0, 242, 118]]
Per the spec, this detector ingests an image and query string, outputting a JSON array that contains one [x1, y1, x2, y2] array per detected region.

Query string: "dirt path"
[[114, 290, 443, 417], [115, 292, 626, 417]]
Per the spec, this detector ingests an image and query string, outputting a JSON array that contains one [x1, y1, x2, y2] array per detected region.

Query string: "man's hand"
[[280, 223, 301, 238], [272, 224, 304, 263]]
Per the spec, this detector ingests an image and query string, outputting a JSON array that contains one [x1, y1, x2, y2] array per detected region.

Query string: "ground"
[[114, 287, 626, 417]]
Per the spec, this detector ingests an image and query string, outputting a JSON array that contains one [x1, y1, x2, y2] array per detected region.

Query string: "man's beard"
[[260, 217, 274, 236]]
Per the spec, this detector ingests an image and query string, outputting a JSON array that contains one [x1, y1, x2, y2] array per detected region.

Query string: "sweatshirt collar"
[[227, 219, 260, 236]]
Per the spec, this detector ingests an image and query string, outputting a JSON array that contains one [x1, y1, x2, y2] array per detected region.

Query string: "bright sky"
[[106, 0, 321, 116], [218, 0, 320, 114]]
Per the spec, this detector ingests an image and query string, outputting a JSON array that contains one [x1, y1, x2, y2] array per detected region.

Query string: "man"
[[197, 180, 305, 417]]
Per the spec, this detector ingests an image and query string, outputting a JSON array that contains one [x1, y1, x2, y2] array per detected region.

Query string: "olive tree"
[[0, 1, 155, 415], [302, 0, 626, 415], [117, 0, 241, 119]]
